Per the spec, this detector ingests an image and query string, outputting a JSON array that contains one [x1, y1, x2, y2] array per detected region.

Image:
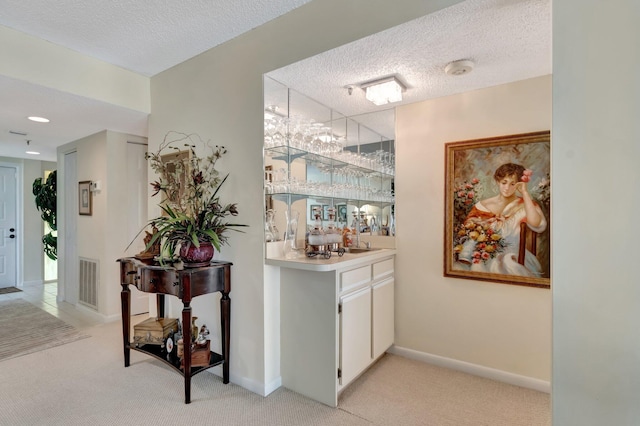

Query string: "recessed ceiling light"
[[28, 116, 50, 123], [26, 151, 40, 155]]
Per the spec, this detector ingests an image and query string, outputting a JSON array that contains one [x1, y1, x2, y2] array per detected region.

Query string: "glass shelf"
[[265, 145, 394, 179], [268, 192, 394, 208]]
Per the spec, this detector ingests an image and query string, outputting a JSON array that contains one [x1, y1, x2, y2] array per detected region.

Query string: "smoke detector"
[[445, 60, 475, 76]]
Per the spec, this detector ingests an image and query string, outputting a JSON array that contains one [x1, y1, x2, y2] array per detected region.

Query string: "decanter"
[[325, 207, 342, 245], [265, 209, 279, 242], [307, 207, 326, 247], [282, 209, 301, 259]]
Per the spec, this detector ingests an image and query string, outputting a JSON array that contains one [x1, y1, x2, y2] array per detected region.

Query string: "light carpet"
[[0, 319, 368, 426], [339, 353, 550, 426], [0, 316, 550, 425], [0, 298, 89, 362]]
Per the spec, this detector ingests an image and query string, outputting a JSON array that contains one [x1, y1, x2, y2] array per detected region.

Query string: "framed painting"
[[78, 181, 92, 215], [444, 131, 550, 288], [160, 149, 190, 214]]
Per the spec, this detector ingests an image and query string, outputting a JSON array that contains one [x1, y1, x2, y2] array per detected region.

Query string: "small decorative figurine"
[[198, 324, 210, 344], [191, 317, 198, 342]]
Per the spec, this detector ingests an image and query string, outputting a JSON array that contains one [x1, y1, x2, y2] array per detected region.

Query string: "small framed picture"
[[79, 181, 92, 216], [310, 204, 322, 220], [322, 205, 330, 221], [337, 204, 347, 222]]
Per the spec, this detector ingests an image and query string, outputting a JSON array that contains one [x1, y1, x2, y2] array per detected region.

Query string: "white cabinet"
[[339, 286, 372, 387], [279, 252, 395, 407]]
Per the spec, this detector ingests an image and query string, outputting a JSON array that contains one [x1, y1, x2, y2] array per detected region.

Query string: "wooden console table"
[[117, 257, 231, 403]]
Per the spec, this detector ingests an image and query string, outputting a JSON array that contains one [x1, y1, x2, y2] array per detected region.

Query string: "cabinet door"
[[340, 286, 372, 387], [372, 278, 394, 359]]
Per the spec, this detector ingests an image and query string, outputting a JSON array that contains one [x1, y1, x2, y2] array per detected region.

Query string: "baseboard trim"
[[264, 376, 282, 396], [75, 303, 108, 323], [388, 346, 550, 394], [205, 368, 280, 397], [22, 280, 43, 287]]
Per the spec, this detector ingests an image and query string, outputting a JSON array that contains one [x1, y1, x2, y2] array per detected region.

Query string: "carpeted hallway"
[[0, 294, 550, 425]]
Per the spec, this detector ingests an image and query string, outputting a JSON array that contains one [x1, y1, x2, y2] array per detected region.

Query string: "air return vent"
[[79, 257, 98, 310]]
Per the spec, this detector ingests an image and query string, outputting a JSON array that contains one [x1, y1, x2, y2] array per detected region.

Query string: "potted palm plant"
[[140, 131, 246, 266]]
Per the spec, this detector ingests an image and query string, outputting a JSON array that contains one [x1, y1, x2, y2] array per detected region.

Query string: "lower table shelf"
[[131, 343, 224, 377], [118, 258, 232, 403]]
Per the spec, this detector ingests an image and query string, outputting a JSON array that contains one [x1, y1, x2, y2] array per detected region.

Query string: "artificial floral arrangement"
[[132, 131, 246, 263]]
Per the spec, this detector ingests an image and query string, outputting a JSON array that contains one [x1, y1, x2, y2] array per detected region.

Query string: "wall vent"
[[79, 257, 99, 310]]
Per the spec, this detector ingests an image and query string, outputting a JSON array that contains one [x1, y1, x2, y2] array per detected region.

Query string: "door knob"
[[9, 228, 15, 232], [6, 235, 15, 239]]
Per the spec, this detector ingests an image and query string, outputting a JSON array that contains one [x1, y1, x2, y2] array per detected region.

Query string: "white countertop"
[[265, 248, 396, 272]]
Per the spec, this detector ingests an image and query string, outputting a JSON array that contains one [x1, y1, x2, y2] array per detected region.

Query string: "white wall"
[[394, 76, 551, 384], [553, 1, 640, 424], [149, 0, 463, 395]]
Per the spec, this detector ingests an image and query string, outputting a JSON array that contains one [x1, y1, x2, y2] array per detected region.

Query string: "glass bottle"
[[282, 209, 301, 259], [265, 209, 279, 242], [264, 212, 274, 242], [325, 207, 341, 244]]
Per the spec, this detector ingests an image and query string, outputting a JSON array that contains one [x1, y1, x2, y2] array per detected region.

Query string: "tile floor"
[[0, 282, 103, 330]]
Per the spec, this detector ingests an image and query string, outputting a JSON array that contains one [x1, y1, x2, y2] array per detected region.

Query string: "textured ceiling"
[[0, 0, 550, 161], [266, 0, 551, 140], [0, 0, 312, 77], [0, 0, 311, 161]]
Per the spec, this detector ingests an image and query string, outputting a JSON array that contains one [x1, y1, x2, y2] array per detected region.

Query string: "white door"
[[63, 151, 78, 304], [126, 141, 150, 315], [0, 165, 18, 288]]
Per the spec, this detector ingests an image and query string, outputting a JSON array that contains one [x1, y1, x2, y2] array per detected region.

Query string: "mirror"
[[263, 76, 395, 246]]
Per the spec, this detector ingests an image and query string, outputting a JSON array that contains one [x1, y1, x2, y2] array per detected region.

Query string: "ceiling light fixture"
[[444, 59, 475, 76], [360, 76, 406, 106], [28, 116, 50, 123], [26, 151, 41, 155]]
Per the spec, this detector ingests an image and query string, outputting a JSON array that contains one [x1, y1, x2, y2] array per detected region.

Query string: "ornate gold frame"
[[444, 131, 550, 288]]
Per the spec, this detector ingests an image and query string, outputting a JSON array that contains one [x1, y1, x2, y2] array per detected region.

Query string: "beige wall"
[[150, 0, 463, 395], [0, 25, 149, 113], [552, 0, 640, 423], [57, 131, 147, 319], [394, 76, 552, 382]]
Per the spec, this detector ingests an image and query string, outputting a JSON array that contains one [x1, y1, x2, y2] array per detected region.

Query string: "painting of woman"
[[455, 163, 547, 277], [444, 131, 550, 287]]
